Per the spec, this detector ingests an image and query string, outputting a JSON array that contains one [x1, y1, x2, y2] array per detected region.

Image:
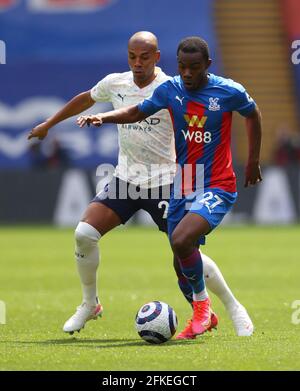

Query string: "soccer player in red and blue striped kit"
[[77, 36, 262, 339]]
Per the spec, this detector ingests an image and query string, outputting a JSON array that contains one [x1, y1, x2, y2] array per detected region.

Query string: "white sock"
[[193, 288, 209, 302], [74, 222, 101, 306], [201, 252, 240, 313]]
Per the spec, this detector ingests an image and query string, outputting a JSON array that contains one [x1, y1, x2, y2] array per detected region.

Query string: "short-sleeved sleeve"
[[138, 82, 169, 116], [90, 74, 112, 102], [231, 87, 256, 116]]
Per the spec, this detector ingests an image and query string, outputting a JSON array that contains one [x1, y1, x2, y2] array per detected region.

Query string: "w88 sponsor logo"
[[181, 129, 212, 144]]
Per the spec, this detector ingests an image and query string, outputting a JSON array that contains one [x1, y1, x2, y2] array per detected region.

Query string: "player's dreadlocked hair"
[[177, 37, 210, 62]]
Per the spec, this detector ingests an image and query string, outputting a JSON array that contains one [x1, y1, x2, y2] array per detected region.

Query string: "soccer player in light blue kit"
[[78, 36, 262, 339]]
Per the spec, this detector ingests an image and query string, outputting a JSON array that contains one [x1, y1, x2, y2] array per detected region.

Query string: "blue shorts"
[[92, 177, 170, 233], [167, 188, 237, 245]]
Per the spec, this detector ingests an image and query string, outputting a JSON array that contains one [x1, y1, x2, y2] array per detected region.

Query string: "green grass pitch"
[[0, 225, 299, 371]]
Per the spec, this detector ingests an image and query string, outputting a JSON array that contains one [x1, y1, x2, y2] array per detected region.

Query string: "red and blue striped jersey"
[[138, 73, 256, 193]]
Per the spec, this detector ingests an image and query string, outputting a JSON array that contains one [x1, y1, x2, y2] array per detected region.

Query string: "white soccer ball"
[[135, 301, 178, 344]]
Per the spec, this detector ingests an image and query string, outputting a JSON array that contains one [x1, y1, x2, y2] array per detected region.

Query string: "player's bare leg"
[[171, 213, 215, 337], [63, 202, 121, 334]]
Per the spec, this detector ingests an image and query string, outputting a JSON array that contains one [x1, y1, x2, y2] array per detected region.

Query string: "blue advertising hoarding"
[[0, 0, 221, 168]]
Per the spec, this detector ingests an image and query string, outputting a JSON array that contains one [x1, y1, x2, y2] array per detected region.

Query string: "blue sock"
[[178, 248, 205, 294], [178, 278, 193, 305]]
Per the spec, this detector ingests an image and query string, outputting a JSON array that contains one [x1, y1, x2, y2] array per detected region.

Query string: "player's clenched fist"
[[27, 122, 49, 140], [244, 161, 262, 187], [77, 114, 103, 128]]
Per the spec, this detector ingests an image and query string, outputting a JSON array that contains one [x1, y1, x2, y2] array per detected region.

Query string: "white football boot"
[[230, 304, 254, 336], [63, 301, 103, 335]]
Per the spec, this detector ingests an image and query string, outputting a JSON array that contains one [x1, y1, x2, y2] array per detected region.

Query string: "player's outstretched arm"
[[244, 105, 263, 187], [77, 104, 148, 128], [28, 91, 95, 140]]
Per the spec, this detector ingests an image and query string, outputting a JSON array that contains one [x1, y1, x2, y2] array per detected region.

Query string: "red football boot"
[[176, 319, 195, 340], [176, 310, 218, 340], [192, 298, 213, 335]]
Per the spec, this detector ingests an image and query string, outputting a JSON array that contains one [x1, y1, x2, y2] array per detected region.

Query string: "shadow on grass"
[[1, 338, 200, 349]]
